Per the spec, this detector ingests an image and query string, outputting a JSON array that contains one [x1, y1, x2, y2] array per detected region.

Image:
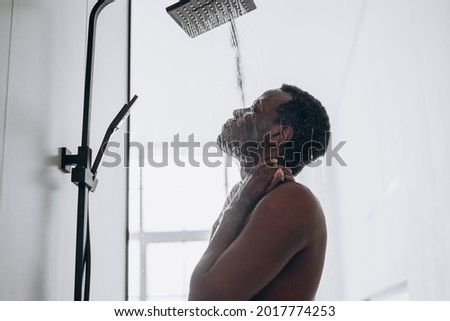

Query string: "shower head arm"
[[58, 0, 120, 302], [81, 0, 115, 148]]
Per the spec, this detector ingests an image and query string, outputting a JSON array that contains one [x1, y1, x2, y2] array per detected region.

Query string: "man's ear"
[[271, 124, 294, 143]]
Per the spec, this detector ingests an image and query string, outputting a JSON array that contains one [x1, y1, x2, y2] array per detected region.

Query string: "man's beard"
[[217, 132, 265, 169], [217, 132, 241, 158]]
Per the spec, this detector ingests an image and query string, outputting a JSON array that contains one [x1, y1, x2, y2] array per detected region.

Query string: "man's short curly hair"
[[275, 84, 331, 176]]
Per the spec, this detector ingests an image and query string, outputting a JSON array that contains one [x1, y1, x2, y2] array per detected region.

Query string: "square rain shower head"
[[166, 0, 257, 38]]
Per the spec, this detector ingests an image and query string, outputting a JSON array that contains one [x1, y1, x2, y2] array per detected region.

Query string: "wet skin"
[[189, 89, 327, 300]]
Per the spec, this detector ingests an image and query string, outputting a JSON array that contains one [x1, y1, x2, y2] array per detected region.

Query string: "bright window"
[[127, 148, 239, 300]]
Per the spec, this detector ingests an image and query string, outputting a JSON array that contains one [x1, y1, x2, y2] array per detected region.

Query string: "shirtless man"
[[189, 84, 330, 300]]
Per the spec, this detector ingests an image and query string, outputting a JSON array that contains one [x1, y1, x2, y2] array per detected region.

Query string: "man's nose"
[[233, 108, 246, 118]]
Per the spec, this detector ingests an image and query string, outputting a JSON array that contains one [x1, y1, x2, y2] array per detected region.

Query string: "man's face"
[[217, 89, 292, 159]]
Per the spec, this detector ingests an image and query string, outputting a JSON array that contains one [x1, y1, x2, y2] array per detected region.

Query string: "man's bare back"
[[249, 182, 327, 300]]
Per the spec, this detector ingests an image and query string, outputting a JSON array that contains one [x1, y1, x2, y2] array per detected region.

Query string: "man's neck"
[[239, 158, 277, 180]]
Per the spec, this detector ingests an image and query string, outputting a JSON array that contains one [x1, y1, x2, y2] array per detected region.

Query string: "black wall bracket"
[[60, 147, 98, 192]]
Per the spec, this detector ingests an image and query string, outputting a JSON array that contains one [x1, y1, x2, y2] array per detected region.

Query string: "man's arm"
[[189, 182, 318, 300], [210, 182, 241, 241]]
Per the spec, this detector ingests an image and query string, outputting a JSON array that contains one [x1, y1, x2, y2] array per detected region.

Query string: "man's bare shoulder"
[[258, 181, 323, 216], [251, 182, 326, 242]]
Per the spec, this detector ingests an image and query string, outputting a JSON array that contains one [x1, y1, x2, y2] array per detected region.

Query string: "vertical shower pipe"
[[74, 0, 115, 301]]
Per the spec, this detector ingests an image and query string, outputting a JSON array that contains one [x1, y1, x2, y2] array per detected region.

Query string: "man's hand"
[[210, 161, 294, 241], [235, 159, 294, 210]]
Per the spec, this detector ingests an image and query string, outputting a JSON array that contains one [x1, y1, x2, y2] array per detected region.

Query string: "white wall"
[[320, 0, 450, 300], [0, 0, 13, 203], [0, 0, 129, 300]]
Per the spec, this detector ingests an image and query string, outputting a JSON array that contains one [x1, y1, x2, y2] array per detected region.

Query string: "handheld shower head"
[[166, 0, 257, 38]]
